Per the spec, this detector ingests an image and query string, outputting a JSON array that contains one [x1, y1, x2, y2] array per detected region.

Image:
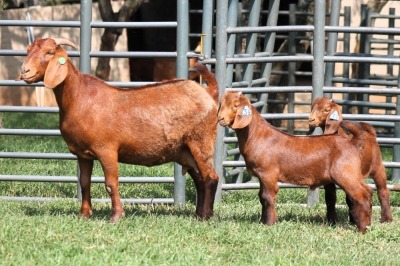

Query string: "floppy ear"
[[44, 49, 69, 89], [232, 102, 253, 129], [324, 101, 342, 134]]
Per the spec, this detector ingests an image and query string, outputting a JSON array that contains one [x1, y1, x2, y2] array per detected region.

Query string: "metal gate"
[[206, 0, 400, 204], [0, 0, 399, 205], [0, 0, 189, 204]]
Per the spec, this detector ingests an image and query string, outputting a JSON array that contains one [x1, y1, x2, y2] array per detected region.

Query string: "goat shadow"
[[217, 205, 355, 230], [20, 200, 196, 221], [20, 201, 356, 231]]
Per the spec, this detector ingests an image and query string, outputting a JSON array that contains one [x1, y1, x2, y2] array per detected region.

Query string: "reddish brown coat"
[[309, 97, 392, 223], [218, 91, 372, 233], [17, 38, 219, 222]]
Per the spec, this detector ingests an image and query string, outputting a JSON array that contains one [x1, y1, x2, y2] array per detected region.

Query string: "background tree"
[[96, 0, 144, 80]]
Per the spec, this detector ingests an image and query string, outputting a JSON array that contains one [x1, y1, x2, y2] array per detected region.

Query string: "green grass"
[[1, 112, 400, 265], [0, 196, 400, 265]]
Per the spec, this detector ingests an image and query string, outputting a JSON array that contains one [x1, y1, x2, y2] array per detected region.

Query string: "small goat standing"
[[17, 38, 220, 222], [218, 91, 372, 233], [308, 97, 392, 223]]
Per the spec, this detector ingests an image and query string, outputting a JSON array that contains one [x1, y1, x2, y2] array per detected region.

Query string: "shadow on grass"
[[20, 200, 196, 221], [216, 204, 356, 231], [19, 199, 357, 231]]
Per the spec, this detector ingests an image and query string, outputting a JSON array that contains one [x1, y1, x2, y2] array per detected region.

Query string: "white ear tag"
[[329, 111, 339, 121], [241, 105, 252, 116]]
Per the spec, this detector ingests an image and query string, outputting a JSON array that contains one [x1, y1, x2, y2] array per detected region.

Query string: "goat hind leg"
[[186, 143, 219, 219], [78, 157, 94, 218], [324, 183, 337, 225], [188, 168, 218, 219], [372, 165, 393, 223]]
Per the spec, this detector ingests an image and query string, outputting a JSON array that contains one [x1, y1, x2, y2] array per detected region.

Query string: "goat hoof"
[[79, 210, 93, 219], [109, 212, 125, 223], [195, 209, 213, 220], [380, 216, 393, 223]]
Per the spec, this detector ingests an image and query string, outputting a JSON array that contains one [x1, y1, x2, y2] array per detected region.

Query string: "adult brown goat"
[[218, 91, 372, 233], [308, 97, 392, 223], [17, 38, 220, 222]]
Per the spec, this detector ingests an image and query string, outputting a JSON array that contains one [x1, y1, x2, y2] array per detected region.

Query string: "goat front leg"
[[99, 153, 124, 223], [78, 157, 94, 219], [258, 180, 279, 225]]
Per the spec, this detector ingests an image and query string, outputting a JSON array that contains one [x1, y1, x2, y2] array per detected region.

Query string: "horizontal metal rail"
[[222, 160, 400, 169], [0, 152, 75, 159], [0, 129, 61, 136], [222, 182, 400, 191], [0, 80, 155, 88], [224, 137, 400, 145], [226, 86, 400, 94], [202, 55, 400, 64], [0, 175, 174, 183], [226, 25, 400, 35], [0, 20, 177, 28], [0, 196, 174, 204]]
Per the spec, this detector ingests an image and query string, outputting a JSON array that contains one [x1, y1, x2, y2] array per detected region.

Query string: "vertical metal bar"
[[362, 7, 372, 114], [358, 4, 369, 114], [80, 0, 92, 74], [214, 0, 229, 202], [259, 0, 280, 114], [225, 0, 238, 87], [287, 3, 296, 133], [393, 58, 400, 183], [385, 8, 395, 115], [77, 0, 93, 200], [324, 0, 341, 98], [174, 0, 189, 205], [234, 3, 244, 83], [243, 0, 261, 87], [201, 0, 214, 64], [308, 0, 326, 207], [312, 0, 325, 100], [225, 0, 245, 185], [342, 6, 351, 113]]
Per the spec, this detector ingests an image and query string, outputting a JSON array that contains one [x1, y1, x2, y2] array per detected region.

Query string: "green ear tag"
[[58, 57, 66, 65]]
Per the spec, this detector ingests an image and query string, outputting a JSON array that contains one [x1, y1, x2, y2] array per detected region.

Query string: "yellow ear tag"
[[58, 57, 66, 65]]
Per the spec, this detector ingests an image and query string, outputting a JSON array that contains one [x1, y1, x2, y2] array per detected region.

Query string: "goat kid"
[[218, 91, 372, 233], [17, 38, 220, 222], [309, 97, 392, 223]]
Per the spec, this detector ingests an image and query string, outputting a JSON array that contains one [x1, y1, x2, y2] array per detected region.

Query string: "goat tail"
[[194, 62, 219, 103], [340, 120, 377, 138]]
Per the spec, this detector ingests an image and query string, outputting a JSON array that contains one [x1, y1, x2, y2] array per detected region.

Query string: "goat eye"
[[48, 50, 55, 55]]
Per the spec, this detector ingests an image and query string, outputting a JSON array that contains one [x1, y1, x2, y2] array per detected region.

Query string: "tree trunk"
[[96, 0, 144, 80]]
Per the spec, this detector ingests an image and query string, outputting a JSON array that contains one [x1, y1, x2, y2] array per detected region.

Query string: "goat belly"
[[117, 144, 184, 166]]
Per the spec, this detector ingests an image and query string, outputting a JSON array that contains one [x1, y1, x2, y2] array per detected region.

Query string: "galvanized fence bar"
[[214, 0, 229, 202], [0, 1, 187, 204], [174, 0, 191, 206], [307, 0, 326, 206]]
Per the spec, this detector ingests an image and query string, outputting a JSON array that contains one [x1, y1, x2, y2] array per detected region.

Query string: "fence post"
[[175, 0, 189, 206], [324, 0, 341, 98], [214, 0, 229, 202], [77, 0, 93, 200], [308, 0, 325, 207]]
